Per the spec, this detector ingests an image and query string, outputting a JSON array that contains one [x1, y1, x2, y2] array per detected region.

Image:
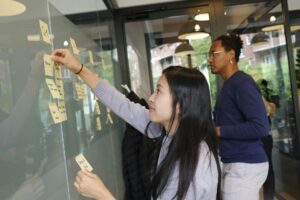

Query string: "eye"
[[156, 88, 160, 94]]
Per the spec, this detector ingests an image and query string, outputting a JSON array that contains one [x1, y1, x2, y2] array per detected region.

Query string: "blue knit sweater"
[[215, 71, 269, 163]]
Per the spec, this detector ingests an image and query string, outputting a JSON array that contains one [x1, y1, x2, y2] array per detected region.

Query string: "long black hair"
[[148, 66, 220, 200]]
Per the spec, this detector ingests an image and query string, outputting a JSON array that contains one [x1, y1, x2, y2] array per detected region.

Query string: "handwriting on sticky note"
[[43, 54, 54, 76], [48, 103, 63, 124], [75, 153, 93, 172], [39, 20, 51, 44]]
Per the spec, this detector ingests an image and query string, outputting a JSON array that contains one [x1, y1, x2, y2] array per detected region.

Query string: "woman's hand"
[[51, 49, 82, 73], [74, 170, 116, 200]]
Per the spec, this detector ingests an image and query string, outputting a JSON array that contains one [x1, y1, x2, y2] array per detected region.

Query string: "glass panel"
[[0, 0, 124, 199], [124, 8, 217, 104], [225, 1, 300, 199]]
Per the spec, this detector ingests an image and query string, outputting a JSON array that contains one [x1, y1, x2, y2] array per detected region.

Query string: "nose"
[[149, 93, 155, 103], [208, 55, 213, 64]]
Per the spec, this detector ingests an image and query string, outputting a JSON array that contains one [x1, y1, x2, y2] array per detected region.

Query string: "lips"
[[149, 106, 155, 112]]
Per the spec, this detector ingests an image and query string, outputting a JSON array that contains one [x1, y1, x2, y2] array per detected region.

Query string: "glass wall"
[[224, 1, 300, 199], [0, 0, 124, 199]]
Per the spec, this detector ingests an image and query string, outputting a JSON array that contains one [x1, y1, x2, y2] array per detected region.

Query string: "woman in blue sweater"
[[209, 34, 269, 200], [51, 49, 220, 200]]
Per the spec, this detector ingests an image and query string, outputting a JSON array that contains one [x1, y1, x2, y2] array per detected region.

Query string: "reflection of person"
[[261, 79, 277, 200], [0, 52, 45, 199], [52, 49, 220, 200], [208, 34, 269, 200]]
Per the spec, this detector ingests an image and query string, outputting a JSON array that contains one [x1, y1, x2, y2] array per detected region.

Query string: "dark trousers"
[[261, 135, 275, 200]]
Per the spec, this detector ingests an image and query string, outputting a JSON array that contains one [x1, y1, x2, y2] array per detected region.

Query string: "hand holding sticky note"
[[75, 153, 93, 172]]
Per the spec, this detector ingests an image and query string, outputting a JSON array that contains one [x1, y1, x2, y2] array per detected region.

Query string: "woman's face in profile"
[[148, 75, 174, 128]]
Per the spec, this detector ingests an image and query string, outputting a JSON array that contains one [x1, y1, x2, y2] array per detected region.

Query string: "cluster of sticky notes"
[[75, 83, 86, 100], [75, 153, 93, 172]]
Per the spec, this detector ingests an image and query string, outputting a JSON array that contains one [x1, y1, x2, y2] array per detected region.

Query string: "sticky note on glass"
[[39, 20, 51, 44], [48, 103, 63, 124], [58, 101, 67, 121], [70, 37, 80, 55], [88, 51, 94, 64], [56, 80, 64, 99], [75, 153, 93, 172], [43, 54, 54, 76], [54, 63, 62, 78], [45, 78, 63, 99]]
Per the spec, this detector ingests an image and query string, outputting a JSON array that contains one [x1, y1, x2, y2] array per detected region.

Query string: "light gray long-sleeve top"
[[93, 80, 219, 200]]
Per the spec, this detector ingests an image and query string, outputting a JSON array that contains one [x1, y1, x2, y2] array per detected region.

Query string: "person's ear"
[[229, 50, 235, 62]]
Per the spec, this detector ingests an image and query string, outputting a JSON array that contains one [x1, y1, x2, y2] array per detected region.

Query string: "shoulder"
[[233, 72, 260, 93]]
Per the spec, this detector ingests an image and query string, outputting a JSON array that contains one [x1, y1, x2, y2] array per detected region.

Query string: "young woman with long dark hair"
[[51, 49, 220, 200]]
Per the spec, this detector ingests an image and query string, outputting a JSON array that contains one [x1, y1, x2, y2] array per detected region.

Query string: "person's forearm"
[[76, 65, 100, 89]]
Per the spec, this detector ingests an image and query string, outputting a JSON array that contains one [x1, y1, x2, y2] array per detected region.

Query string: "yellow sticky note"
[[75, 153, 93, 172], [75, 83, 86, 99], [88, 51, 94, 64], [39, 20, 51, 44], [43, 54, 54, 76], [45, 79, 63, 99], [96, 117, 102, 131], [56, 80, 64, 99], [70, 37, 80, 55], [54, 63, 62, 78], [58, 101, 67, 121], [95, 103, 101, 114], [48, 103, 63, 124], [106, 108, 113, 124]]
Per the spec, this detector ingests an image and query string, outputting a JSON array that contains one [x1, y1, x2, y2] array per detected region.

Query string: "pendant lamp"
[[0, 0, 26, 16], [178, 20, 209, 40], [175, 42, 194, 56]]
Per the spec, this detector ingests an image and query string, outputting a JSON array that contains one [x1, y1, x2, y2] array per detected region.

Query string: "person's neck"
[[164, 119, 179, 135], [221, 64, 239, 80]]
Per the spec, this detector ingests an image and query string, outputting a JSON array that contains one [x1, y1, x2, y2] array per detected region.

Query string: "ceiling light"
[[194, 13, 209, 21], [262, 24, 283, 32], [0, 0, 26, 16], [251, 33, 270, 47], [63, 41, 69, 47], [270, 16, 276, 22], [178, 20, 209, 40], [175, 42, 194, 56], [262, 24, 300, 32]]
